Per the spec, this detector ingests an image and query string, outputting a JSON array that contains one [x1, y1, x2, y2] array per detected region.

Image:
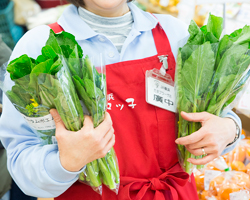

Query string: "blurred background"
[[0, 0, 250, 200]]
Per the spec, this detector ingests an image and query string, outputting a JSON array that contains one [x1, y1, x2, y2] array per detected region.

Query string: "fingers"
[[102, 127, 115, 146], [50, 109, 66, 131], [82, 115, 94, 129], [185, 146, 218, 157], [175, 128, 206, 145], [101, 134, 116, 158], [181, 111, 211, 123], [187, 154, 216, 165], [95, 112, 113, 136]]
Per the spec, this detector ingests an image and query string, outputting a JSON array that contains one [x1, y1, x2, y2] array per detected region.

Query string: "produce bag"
[[73, 55, 119, 194], [0, 51, 84, 145], [221, 138, 250, 175], [176, 13, 250, 174], [0, 29, 120, 194], [207, 171, 250, 200], [42, 30, 120, 194]]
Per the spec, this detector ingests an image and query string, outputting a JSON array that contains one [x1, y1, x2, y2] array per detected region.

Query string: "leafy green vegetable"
[[3, 28, 119, 194], [176, 13, 250, 174]]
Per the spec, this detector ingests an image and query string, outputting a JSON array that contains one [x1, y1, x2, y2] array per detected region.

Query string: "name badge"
[[146, 68, 176, 113]]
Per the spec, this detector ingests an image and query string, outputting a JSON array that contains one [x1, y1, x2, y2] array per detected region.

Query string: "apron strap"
[[48, 22, 64, 33], [151, 15, 174, 57]]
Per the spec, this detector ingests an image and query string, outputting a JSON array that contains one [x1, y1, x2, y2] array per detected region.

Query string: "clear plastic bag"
[[73, 55, 120, 194], [0, 29, 120, 194], [49, 30, 120, 194], [175, 13, 250, 174], [0, 53, 84, 145], [207, 171, 250, 200]]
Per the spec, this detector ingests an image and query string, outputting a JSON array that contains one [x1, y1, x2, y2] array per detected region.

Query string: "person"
[[0, 37, 37, 200], [0, 0, 242, 199], [0, 37, 12, 200]]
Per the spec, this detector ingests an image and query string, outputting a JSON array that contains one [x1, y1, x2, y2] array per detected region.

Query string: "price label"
[[22, 114, 56, 131]]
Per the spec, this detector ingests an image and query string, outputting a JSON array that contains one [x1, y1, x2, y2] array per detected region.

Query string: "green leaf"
[[41, 45, 58, 61], [7, 54, 32, 80], [36, 55, 47, 64], [31, 59, 53, 76], [55, 31, 83, 59], [181, 42, 215, 104], [206, 13, 224, 40], [46, 29, 62, 55]]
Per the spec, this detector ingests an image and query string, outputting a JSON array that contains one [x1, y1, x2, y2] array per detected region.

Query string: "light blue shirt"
[[0, 2, 241, 198]]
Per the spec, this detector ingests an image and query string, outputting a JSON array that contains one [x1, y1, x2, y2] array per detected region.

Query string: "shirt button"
[[99, 37, 105, 42], [108, 52, 115, 58]]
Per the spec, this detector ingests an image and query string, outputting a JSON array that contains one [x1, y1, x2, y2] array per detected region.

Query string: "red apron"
[[49, 21, 199, 200]]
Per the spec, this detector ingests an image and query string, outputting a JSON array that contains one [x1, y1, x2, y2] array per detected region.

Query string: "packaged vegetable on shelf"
[[176, 13, 250, 174], [45, 30, 120, 194], [0, 29, 120, 195]]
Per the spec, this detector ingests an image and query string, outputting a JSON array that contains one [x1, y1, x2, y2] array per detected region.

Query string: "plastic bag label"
[[204, 170, 221, 190], [230, 190, 249, 200], [21, 114, 56, 130], [146, 70, 176, 113]]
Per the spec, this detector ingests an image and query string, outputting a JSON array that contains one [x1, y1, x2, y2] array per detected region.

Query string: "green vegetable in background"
[[176, 13, 250, 174]]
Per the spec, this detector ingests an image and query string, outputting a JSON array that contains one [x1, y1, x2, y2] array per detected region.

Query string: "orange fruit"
[[246, 148, 250, 161], [230, 161, 246, 172], [194, 170, 205, 191], [201, 190, 210, 200], [232, 172, 250, 189], [242, 129, 246, 137], [223, 145, 246, 163], [246, 163, 250, 175], [209, 176, 225, 196], [206, 163, 221, 171], [218, 183, 241, 200]]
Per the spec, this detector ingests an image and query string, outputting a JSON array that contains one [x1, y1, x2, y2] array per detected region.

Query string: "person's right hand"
[[50, 109, 115, 172]]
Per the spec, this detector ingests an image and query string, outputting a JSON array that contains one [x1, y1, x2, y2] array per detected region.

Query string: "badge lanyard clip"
[[158, 55, 168, 76], [145, 55, 176, 113]]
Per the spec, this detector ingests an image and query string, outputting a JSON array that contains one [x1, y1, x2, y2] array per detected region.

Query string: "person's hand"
[[50, 109, 115, 172], [175, 111, 236, 165]]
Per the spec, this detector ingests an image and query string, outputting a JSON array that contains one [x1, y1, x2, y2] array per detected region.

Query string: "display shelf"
[[196, 0, 250, 4], [136, 0, 178, 17]]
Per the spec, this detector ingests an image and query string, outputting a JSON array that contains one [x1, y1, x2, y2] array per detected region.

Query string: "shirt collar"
[[57, 3, 158, 41]]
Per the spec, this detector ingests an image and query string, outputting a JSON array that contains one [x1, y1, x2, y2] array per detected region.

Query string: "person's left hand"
[[175, 111, 237, 165]]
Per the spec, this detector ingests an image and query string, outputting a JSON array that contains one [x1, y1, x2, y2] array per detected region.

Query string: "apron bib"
[[49, 22, 198, 200]]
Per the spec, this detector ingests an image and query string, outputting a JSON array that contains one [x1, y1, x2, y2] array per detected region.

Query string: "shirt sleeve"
[[221, 110, 242, 155], [0, 25, 83, 198]]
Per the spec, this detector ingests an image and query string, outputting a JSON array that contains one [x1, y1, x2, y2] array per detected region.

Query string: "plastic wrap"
[[176, 13, 250, 174], [195, 139, 250, 200], [45, 30, 120, 194], [207, 171, 250, 200], [74, 55, 120, 194], [0, 53, 83, 145], [222, 138, 250, 175], [0, 29, 120, 194]]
